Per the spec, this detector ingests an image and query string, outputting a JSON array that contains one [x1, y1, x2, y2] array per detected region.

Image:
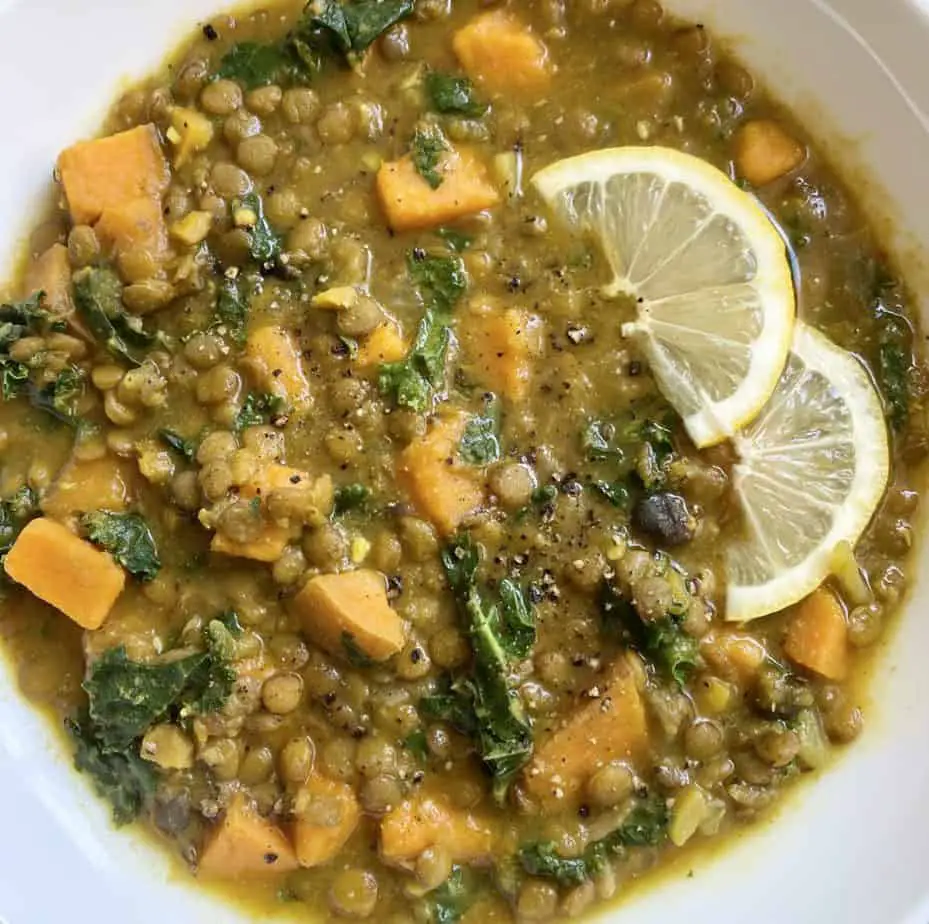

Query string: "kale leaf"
[[81, 511, 161, 582], [84, 647, 210, 752], [459, 395, 501, 465], [73, 267, 165, 365], [378, 252, 467, 411], [333, 483, 371, 515], [403, 728, 429, 761], [215, 275, 250, 345], [67, 711, 158, 826], [158, 428, 199, 462], [181, 618, 239, 714], [425, 866, 475, 924], [215, 41, 301, 89], [411, 124, 450, 189], [25, 366, 85, 428], [425, 533, 535, 802], [436, 227, 473, 252], [591, 479, 632, 509], [0, 486, 38, 560], [305, 0, 414, 61], [341, 631, 375, 668], [234, 193, 283, 271], [519, 796, 668, 884], [425, 72, 488, 117], [599, 576, 699, 686]]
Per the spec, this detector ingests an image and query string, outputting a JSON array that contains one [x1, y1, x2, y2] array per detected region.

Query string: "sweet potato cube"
[[523, 658, 649, 810], [452, 10, 553, 96], [292, 569, 404, 662], [94, 196, 169, 261], [376, 145, 499, 232], [57, 124, 170, 226], [397, 411, 486, 535], [784, 587, 849, 681], [245, 326, 311, 412], [460, 300, 538, 401], [4, 518, 125, 630], [356, 323, 408, 368], [210, 465, 316, 563], [199, 793, 298, 879], [700, 630, 767, 686], [22, 244, 73, 317], [42, 456, 135, 519], [292, 774, 361, 868], [380, 793, 495, 866], [733, 120, 805, 186]]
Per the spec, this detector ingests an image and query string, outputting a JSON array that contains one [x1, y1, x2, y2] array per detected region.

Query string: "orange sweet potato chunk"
[[94, 196, 169, 261], [22, 244, 73, 316], [452, 9, 553, 96], [377, 145, 499, 232], [292, 774, 361, 868], [4, 518, 125, 630], [356, 323, 408, 368], [460, 300, 538, 401], [210, 464, 311, 563], [733, 120, 805, 186], [57, 124, 170, 226], [199, 793, 298, 879], [397, 411, 486, 535], [784, 587, 849, 681], [291, 570, 405, 663], [523, 658, 649, 810], [42, 456, 135, 520], [380, 793, 496, 866], [245, 326, 312, 412]]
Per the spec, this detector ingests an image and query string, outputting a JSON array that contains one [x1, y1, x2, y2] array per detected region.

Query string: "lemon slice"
[[531, 146, 795, 448], [726, 322, 890, 622]]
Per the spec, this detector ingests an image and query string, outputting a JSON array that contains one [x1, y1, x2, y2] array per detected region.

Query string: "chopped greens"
[[426, 866, 475, 924], [333, 483, 371, 515], [411, 124, 450, 190], [378, 252, 467, 411], [158, 429, 199, 462], [73, 267, 166, 365], [236, 392, 288, 430], [67, 711, 158, 825], [82, 512, 161, 582], [215, 275, 250, 344], [519, 796, 668, 884], [403, 729, 429, 761], [0, 486, 38, 561], [459, 396, 501, 465], [26, 366, 85, 428], [599, 572, 699, 686], [233, 193, 283, 271], [420, 533, 535, 802], [425, 72, 488, 117], [215, 41, 301, 89], [436, 227, 473, 252]]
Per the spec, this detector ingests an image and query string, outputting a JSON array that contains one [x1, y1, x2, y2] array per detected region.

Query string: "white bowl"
[[0, 1, 927, 922]]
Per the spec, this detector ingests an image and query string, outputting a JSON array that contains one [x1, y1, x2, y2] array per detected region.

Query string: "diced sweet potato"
[[210, 464, 313, 563], [380, 793, 495, 867], [356, 323, 408, 368], [733, 120, 805, 186], [199, 792, 298, 879], [700, 630, 767, 686], [94, 196, 169, 262], [291, 569, 405, 663], [460, 299, 539, 401], [397, 411, 486, 536], [452, 10, 553, 96], [523, 658, 649, 810], [376, 145, 500, 232], [292, 774, 361, 868], [784, 587, 849, 681], [57, 124, 171, 226], [42, 456, 135, 519], [4, 518, 125, 630], [245, 326, 312, 413], [22, 244, 73, 316]]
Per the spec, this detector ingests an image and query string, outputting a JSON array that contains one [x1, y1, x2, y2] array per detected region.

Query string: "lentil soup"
[[0, 1, 924, 922]]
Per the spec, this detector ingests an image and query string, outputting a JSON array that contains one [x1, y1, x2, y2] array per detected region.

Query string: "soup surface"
[[0, 0, 925, 921]]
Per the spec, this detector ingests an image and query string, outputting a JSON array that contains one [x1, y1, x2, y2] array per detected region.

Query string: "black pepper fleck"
[[202, 23, 218, 40]]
